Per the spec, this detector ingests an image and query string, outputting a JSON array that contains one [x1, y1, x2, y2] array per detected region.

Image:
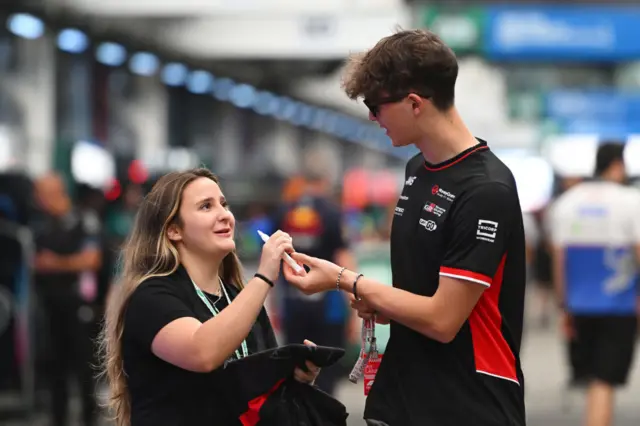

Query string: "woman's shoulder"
[[129, 270, 190, 303]]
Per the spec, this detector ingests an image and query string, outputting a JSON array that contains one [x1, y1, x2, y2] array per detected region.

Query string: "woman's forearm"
[[193, 277, 271, 370]]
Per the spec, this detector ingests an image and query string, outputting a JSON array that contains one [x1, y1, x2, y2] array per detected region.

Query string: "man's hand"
[[34, 250, 61, 272], [293, 340, 321, 385], [349, 294, 390, 324], [283, 252, 342, 294], [560, 310, 575, 340]]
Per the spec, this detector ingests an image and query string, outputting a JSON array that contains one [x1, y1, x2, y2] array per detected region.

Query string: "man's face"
[[35, 174, 71, 217], [365, 93, 427, 148], [611, 160, 627, 184]]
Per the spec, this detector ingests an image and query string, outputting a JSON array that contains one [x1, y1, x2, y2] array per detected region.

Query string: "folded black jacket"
[[218, 344, 349, 426]]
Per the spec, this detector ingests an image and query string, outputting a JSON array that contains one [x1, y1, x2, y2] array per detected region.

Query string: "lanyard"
[[192, 279, 249, 360], [349, 317, 378, 383]]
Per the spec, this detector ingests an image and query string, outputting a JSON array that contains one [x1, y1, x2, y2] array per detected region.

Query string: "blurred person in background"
[[522, 212, 538, 267], [531, 176, 584, 329], [549, 142, 640, 426], [99, 168, 319, 426], [77, 183, 111, 313], [33, 173, 102, 426], [285, 29, 526, 426], [105, 183, 144, 249], [530, 208, 554, 328], [273, 167, 358, 397]]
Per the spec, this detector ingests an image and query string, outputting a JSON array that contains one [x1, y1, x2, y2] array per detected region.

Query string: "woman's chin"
[[215, 239, 236, 254]]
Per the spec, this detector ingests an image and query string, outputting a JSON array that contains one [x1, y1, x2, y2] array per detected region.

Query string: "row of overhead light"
[[7, 13, 414, 160]]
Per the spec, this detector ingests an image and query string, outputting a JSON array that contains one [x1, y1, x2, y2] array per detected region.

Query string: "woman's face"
[[170, 177, 236, 256]]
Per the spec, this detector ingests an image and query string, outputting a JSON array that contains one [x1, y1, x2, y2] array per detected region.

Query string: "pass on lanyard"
[[349, 317, 381, 395], [192, 280, 249, 360]]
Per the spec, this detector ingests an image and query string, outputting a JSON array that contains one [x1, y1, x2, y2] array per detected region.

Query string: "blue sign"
[[485, 6, 640, 60], [545, 90, 640, 122], [545, 90, 640, 137]]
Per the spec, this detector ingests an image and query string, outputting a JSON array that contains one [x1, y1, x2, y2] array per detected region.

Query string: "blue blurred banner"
[[544, 90, 640, 137], [485, 6, 640, 60]]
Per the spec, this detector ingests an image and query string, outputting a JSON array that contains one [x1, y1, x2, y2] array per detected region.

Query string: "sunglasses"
[[363, 92, 432, 117]]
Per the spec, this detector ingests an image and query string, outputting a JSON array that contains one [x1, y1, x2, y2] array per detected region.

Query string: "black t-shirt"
[[274, 195, 349, 322], [274, 195, 347, 261], [34, 209, 102, 303], [122, 266, 277, 426], [365, 141, 527, 426]]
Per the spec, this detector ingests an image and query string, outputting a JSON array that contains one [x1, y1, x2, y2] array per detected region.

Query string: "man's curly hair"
[[342, 29, 458, 111]]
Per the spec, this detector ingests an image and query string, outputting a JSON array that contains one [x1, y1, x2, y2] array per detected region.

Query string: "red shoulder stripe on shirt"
[[439, 267, 492, 287]]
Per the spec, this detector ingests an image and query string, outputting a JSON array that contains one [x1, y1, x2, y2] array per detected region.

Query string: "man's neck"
[[414, 107, 478, 165], [597, 170, 623, 185], [178, 248, 222, 294]]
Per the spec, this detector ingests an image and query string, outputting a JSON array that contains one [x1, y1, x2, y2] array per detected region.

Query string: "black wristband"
[[254, 273, 274, 287], [353, 274, 364, 301]]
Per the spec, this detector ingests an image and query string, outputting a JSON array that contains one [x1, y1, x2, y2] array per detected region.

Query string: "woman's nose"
[[219, 208, 233, 222]]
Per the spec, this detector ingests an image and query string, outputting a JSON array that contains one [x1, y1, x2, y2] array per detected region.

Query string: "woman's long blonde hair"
[[97, 168, 244, 426]]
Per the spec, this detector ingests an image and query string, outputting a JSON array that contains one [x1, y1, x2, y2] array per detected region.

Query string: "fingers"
[[350, 299, 375, 320], [267, 230, 293, 248], [349, 299, 373, 312], [293, 367, 316, 384], [268, 231, 294, 259], [305, 360, 320, 373], [283, 262, 306, 284], [290, 251, 314, 266], [357, 311, 375, 320], [303, 339, 316, 347], [275, 241, 294, 256]]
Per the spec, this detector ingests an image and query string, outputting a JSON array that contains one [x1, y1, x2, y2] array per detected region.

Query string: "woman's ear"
[[167, 224, 182, 242]]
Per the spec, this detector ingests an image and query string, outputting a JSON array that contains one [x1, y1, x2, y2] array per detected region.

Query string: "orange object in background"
[[343, 169, 399, 209], [370, 170, 399, 206], [281, 176, 306, 203], [342, 169, 369, 210]]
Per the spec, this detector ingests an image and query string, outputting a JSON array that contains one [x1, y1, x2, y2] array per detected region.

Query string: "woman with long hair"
[[98, 168, 319, 426]]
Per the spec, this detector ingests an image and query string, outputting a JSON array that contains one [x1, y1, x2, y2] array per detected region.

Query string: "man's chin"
[[391, 138, 409, 148]]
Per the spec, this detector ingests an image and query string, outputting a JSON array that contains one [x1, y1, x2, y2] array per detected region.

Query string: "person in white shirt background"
[[549, 142, 640, 426]]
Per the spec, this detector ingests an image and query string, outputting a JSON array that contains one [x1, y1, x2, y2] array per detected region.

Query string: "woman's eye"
[[200, 202, 211, 210]]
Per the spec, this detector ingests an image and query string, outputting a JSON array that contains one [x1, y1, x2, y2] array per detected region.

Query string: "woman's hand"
[[293, 340, 321, 385], [257, 230, 294, 282], [282, 252, 342, 295]]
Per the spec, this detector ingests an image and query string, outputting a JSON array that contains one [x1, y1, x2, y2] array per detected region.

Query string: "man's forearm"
[[339, 270, 447, 342], [55, 250, 102, 273]]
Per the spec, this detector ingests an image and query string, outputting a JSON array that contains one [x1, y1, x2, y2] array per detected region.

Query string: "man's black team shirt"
[[365, 140, 527, 426]]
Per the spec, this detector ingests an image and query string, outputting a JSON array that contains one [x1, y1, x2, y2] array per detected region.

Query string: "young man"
[[549, 143, 640, 426], [284, 29, 527, 425]]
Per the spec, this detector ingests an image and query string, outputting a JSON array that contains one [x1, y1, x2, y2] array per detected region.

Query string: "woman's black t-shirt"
[[122, 265, 277, 426]]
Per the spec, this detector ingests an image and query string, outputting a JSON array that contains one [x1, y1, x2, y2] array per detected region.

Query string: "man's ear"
[[407, 93, 425, 116], [167, 223, 182, 242]]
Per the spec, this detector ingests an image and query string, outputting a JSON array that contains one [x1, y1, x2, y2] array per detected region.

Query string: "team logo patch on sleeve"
[[476, 219, 498, 242]]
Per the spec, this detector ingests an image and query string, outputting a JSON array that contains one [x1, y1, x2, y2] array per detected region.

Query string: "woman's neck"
[[178, 248, 222, 294]]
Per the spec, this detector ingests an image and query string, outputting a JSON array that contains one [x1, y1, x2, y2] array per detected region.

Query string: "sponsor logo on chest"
[[419, 218, 437, 232], [424, 202, 446, 217], [431, 184, 456, 202]]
